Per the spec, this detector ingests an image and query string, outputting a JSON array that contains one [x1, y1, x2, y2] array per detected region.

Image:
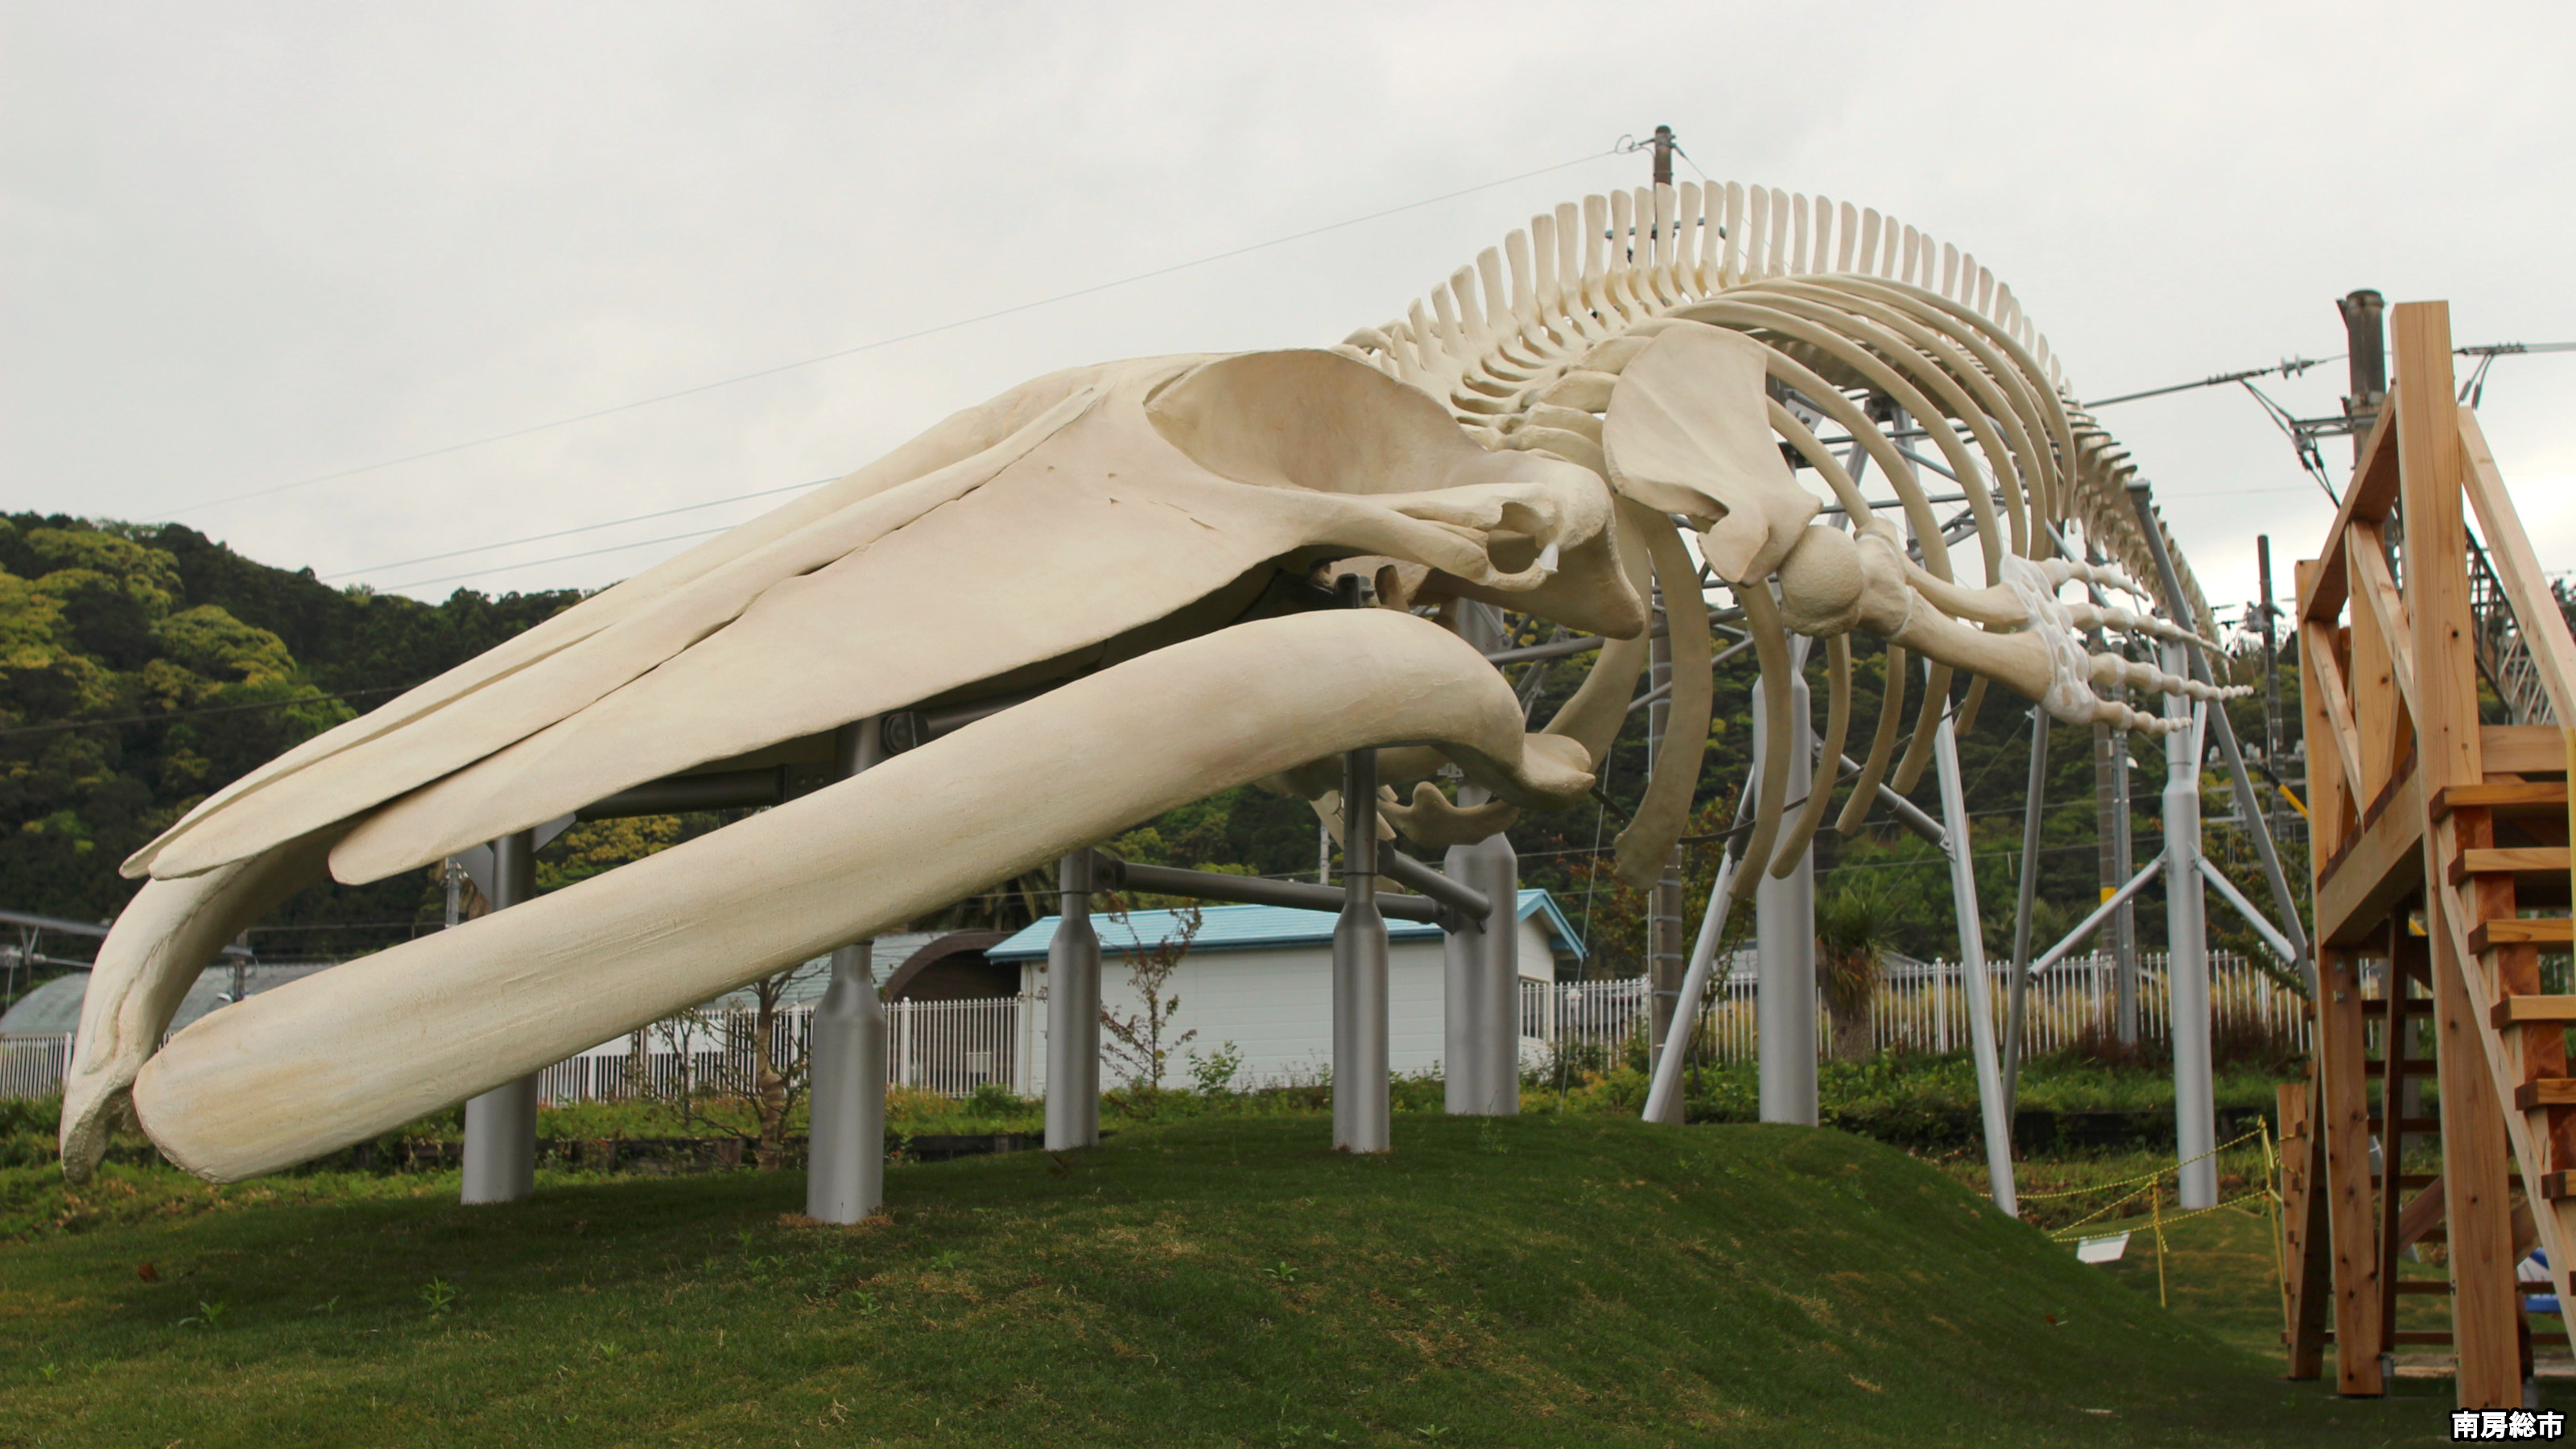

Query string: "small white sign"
[[2076, 1232, 2132, 1265]]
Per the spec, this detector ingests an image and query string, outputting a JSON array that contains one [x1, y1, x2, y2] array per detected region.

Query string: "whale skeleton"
[[63, 177, 2241, 1184]]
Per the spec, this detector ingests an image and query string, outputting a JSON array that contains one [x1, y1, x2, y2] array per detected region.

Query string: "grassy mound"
[[0, 1115, 2464, 1446]]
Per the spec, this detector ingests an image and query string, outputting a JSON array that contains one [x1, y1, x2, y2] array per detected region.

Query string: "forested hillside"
[[0, 514, 583, 956], [0, 512, 2301, 983]]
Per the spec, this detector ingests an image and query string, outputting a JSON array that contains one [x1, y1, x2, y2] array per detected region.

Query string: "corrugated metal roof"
[[0, 963, 337, 1037], [988, 888, 1583, 962]]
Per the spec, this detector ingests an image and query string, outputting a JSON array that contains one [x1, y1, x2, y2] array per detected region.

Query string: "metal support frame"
[[1645, 584, 1686, 1075], [460, 828, 538, 1206], [1100, 857, 1449, 925], [1443, 828, 1519, 1117], [1643, 846, 1744, 1125], [1333, 748, 1391, 1152], [2004, 707, 2051, 1108], [807, 717, 888, 1223], [2027, 857, 2166, 976], [1933, 711, 2017, 1215], [1043, 849, 1100, 1151], [1753, 664, 1818, 1126], [2162, 646, 2218, 1211], [2124, 481, 2314, 993], [2195, 855, 2296, 964]]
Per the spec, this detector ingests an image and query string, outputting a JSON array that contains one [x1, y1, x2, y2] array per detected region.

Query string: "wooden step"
[[2539, 1170, 2576, 1201], [2370, 996, 2437, 1016], [2467, 918, 2576, 953], [2513, 1080, 2576, 1110], [2393, 1279, 2460, 1294], [2433, 781, 2570, 819], [2494, 997, 2576, 1028], [2364, 1059, 2442, 1077], [2451, 847, 2574, 885]]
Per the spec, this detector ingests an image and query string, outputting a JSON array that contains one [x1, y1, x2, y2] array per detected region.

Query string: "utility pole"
[[1650, 125, 1674, 188], [2339, 290, 2388, 465], [2255, 535, 2283, 840]]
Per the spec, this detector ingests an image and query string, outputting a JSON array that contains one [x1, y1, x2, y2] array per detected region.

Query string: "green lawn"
[[0, 1114, 2491, 1447]]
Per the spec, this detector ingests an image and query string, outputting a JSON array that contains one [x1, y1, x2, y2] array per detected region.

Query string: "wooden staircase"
[[2281, 300, 2576, 1410]]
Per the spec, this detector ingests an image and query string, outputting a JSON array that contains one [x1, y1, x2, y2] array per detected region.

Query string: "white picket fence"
[[1521, 951, 2309, 1063], [543, 995, 1029, 1104], [2, 953, 2303, 1103], [2, 1033, 70, 1100]]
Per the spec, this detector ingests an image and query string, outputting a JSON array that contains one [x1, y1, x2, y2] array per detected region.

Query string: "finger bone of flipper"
[[131, 611, 1587, 1181]]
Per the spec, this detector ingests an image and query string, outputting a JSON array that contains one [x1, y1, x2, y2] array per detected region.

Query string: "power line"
[[2087, 341, 2576, 411], [382, 526, 735, 592], [324, 477, 832, 581], [152, 147, 1629, 522]]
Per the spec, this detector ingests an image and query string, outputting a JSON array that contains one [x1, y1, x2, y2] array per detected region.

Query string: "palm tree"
[[1816, 880, 1905, 1061]]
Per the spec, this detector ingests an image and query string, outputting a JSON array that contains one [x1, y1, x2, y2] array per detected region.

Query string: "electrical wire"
[[324, 477, 832, 581], [381, 524, 735, 592], [150, 147, 1630, 522]]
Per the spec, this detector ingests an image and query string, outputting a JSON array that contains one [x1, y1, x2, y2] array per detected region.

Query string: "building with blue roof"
[[988, 889, 1584, 1089]]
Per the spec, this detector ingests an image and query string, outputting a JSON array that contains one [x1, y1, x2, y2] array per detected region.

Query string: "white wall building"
[[988, 890, 1585, 1090]]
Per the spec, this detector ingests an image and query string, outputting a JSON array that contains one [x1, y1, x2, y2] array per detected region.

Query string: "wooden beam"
[[2432, 782, 2570, 818], [2515, 1079, 2576, 1109], [2314, 944, 2384, 1394], [2306, 400, 2407, 624], [2450, 847, 2573, 885], [2427, 866, 2522, 1409], [2491, 996, 2576, 1027], [2314, 771, 2423, 947], [2279, 1082, 2332, 1379], [2346, 542, 2405, 803], [2467, 919, 2576, 952], [2302, 618, 2370, 812], [2380, 926, 2428, 1356], [2347, 522, 2421, 725], [2479, 725, 2567, 777], [2394, 301, 2483, 795], [2460, 407, 2576, 726], [2395, 1171, 2445, 1252]]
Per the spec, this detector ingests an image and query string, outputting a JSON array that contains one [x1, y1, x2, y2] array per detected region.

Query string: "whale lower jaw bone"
[[126, 610, 1591, 1183]]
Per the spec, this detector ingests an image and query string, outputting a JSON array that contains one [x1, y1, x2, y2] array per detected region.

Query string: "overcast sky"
[[7, 2, 2573, 631]]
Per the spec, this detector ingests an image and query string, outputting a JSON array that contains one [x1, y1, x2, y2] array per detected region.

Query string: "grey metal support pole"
[[460, 828, 538, 1205], [1445, 601, 1520, 1117], [2004, 708, 2050, 1108], [1932, 713, 2017, 1216], [2163, 646, 2218, 1211], [807, 717, 888, 1224], [1043, 849, 1100, 1151], [1752, 667, 1818, 1127], [2124, 482, 2312, 993], [1645, 588, 1685, 1076], [2083, 538, 2142, 1046], [1443, 828, 1520, 1117], [1334, 747, 1391, 1153]]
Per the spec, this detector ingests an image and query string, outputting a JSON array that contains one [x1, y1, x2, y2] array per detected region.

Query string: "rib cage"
[[1332, 180, 2215, 633]]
